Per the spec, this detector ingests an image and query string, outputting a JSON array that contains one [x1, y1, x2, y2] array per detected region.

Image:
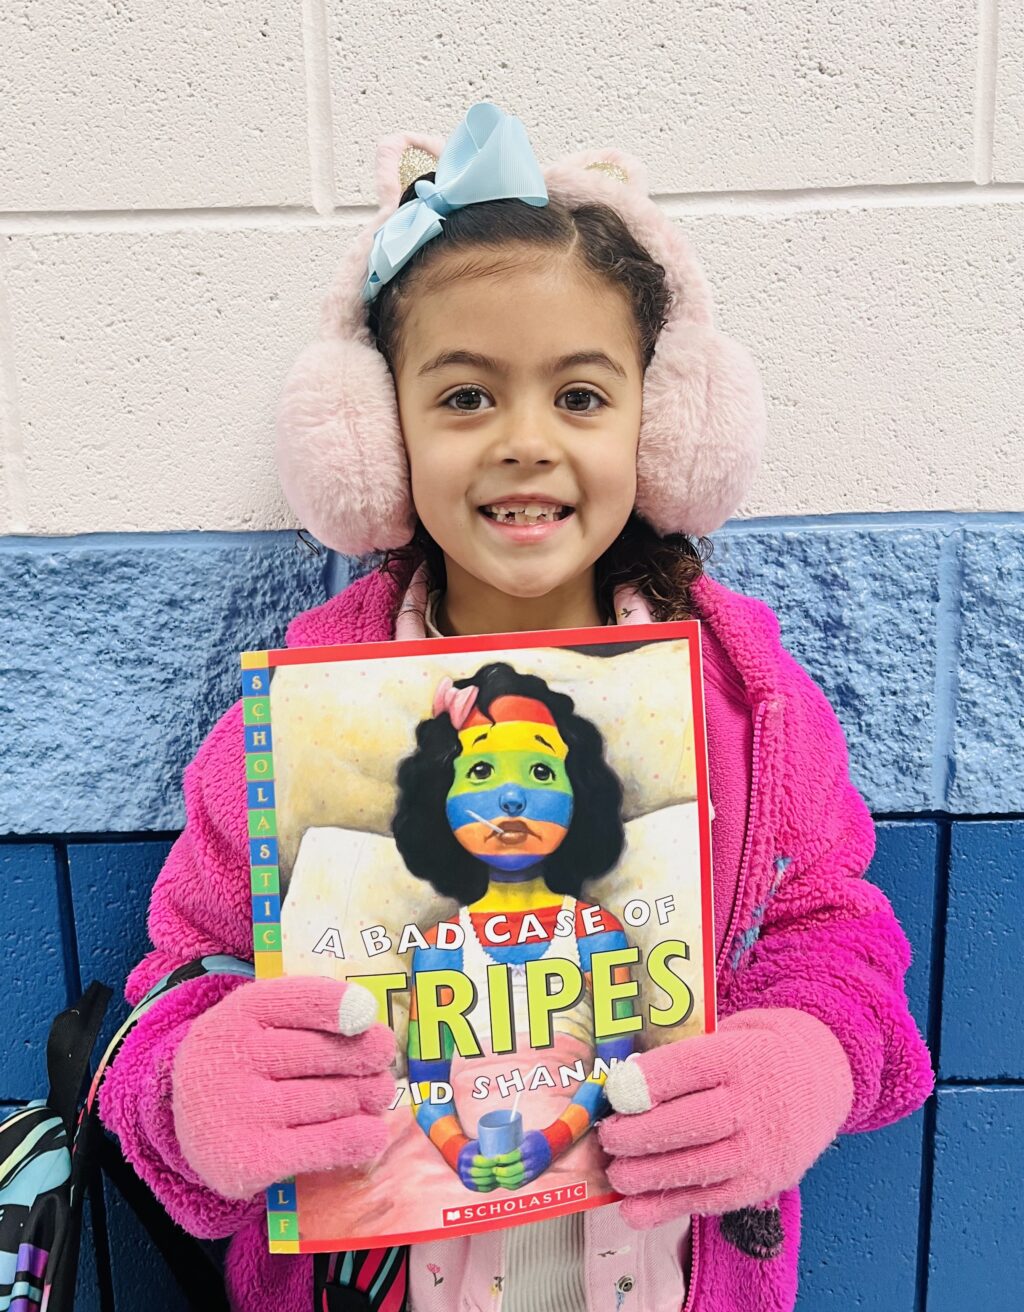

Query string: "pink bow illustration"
[[432, 677, 478, 729]]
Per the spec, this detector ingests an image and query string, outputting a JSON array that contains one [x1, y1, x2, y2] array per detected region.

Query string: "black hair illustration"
[[392, 662, 625, 904]]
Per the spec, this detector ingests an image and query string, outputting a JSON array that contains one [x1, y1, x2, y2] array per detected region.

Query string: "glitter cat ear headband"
[[276, 103, 767, 553]]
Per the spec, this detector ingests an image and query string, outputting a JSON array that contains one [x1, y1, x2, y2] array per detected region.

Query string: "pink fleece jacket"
[[98, 564, 934, 1312]]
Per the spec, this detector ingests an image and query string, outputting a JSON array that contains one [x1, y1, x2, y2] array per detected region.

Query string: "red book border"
[[250, 619, 717, 1250]]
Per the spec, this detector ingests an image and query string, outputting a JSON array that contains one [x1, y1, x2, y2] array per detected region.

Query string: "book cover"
[[242, 621, 715, 1253]]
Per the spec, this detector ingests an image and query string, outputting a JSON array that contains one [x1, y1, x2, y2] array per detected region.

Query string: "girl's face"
[[394, 250, 644, 633], [445, 717, 574, 873]]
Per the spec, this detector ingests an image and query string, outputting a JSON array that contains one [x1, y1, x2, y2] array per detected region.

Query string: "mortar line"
[[719, 509, 1024, 532], [872, 810, 1024, 824], [0, 259, 28, 532], [914, 1090, 938, 1312], [0, 528, 320, 550], [0, 831, 182, 846], [3, 182, 1024, 236], [301, 0, 337, 216], [938, 1077, 1024, 1088], [53, 842, 84, 1005], [974, 0, 1000, 184], [0, 510, 1021, 550], [0, 206, 371, 238], [658, 178, 1024, 216], [926, 823, 952, 1096], [913, 819, 952, 1312], [931, 530, 965, 809]]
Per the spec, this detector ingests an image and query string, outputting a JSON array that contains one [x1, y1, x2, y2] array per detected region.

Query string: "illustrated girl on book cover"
[[392, 662, 636, 1195]]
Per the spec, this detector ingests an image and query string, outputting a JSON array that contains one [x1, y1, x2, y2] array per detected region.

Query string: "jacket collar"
[[286, 564, 783, 708]]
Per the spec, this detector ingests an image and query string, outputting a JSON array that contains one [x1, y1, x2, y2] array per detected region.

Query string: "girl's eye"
[[444, 388, 493, 412], [530, 762, 556, 782], [443, 388, 605, 414], [558, 388, 605, 414], [468, 761, 494, 780]]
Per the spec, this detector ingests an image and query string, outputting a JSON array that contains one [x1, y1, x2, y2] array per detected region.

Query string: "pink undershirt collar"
[[395, 562, 653, 640]]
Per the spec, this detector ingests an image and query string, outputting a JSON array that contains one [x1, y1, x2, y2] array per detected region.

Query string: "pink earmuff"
[[275, 134, 766, 555]]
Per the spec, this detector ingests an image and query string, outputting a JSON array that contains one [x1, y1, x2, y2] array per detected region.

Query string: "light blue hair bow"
[[361, 102, 549, 304]]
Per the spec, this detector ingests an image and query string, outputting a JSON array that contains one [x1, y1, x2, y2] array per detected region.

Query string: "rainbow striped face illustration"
[[445, 695, 574, 872]]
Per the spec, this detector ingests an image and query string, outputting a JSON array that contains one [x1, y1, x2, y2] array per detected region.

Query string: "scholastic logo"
[[442, 1183, 587, 1227]]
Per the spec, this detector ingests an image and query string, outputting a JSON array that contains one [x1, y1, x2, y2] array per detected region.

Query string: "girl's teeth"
[[486, 503, 564, 524]]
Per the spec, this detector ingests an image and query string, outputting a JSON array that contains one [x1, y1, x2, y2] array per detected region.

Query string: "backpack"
[[0, 972, 235, 1312]]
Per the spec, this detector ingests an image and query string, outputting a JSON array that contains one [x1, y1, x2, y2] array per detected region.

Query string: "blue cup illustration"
[[477, 1109, 524, 1157]]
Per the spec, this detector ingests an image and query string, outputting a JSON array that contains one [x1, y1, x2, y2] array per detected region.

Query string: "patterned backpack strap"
[[82, 957, 254, 1312], [43, 981, 115, 1312], [314, 1246, 409, 1312], [97, 958, 408, 1312]]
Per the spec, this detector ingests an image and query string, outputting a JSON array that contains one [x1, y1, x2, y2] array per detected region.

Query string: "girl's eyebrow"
[[417, 348, 627, 380]]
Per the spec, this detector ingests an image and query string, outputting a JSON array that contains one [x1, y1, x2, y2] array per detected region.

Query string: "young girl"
[[99, 103, 934, 1312]]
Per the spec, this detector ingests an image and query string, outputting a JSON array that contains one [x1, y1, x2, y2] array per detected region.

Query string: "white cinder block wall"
[[0, 0, 1021, 536]]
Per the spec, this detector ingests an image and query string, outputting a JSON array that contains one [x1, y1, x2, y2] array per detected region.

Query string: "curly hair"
[[366, 180, 672, 374], [392, 662, 625, 903]]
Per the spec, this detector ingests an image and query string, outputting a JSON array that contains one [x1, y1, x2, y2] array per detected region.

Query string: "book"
[[242, 620, 715, 1253]]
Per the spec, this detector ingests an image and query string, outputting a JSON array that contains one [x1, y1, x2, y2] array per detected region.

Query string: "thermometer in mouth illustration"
[[467, 809, 505, 836]]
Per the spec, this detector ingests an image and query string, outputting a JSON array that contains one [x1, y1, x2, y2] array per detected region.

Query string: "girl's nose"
[[491, 403, 563, 468], [499, 440, 557, 468], [498, 785, 527, 816]]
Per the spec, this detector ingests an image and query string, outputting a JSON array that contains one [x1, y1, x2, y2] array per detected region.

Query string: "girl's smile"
[[478, 494, 575, 545], [394, 251, 645, 635]]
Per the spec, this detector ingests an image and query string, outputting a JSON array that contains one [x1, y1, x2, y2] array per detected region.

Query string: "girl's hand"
[[456, 1139, 499, 1192], [172, 977, 396, 1200], [491, 1130, 552, 1190], [598, 1008, 854, 1227]]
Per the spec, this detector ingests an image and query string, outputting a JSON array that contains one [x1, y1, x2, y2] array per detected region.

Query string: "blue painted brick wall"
[[929, 1088, 1023, 1310], [4, 516, 1023, 834], [797, 822, 937, 1311], [710, 524, 945, 812], [940, 823, 1024, 1080], [1, 846, 72, 1098], [0, 534, 324, 833], [2, 515, 1022, 1311], [68, 841, 175, 1052], [951, 527, 1024, 812], [799, 1111, 927, 1312]]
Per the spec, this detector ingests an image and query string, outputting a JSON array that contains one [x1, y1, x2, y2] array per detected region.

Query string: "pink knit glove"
[[599, 1007, 854, 1227], [172, 976, 396, 1200]]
